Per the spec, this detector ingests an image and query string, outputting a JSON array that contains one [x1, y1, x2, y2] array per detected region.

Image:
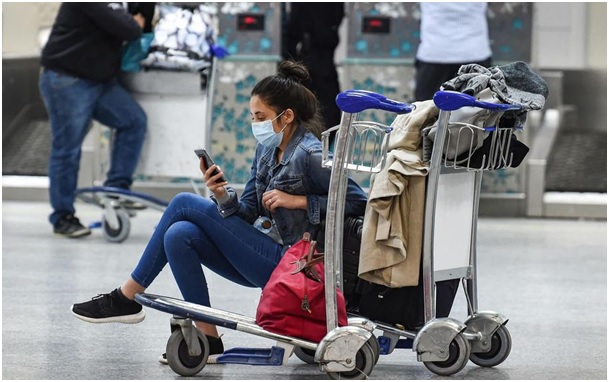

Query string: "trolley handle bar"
[[433, 90, 523, 112], [336, 89, 413, 114]]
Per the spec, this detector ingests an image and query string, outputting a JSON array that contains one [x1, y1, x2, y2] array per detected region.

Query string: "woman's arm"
[[210, 147, 262, 225], [307, 148, 368, 224]]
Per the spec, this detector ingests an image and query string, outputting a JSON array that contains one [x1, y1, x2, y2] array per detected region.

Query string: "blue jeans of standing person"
[[130, 192, 284, 307], [38, 68, 147, 225]]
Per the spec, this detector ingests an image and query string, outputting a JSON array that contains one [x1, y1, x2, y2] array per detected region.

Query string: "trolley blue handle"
[[433, 90, 523, 112], [336, 89, 413, 114]]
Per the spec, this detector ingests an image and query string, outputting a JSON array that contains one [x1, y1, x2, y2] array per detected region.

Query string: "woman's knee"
[[167, 192, 216, 213], [164, 221, 201, 254]]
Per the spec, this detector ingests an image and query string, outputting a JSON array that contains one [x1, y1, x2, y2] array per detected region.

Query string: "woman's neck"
[[278, 123, 297, 155]]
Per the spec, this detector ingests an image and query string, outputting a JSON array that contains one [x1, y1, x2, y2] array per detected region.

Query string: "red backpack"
[[256, 232, 348, 342]]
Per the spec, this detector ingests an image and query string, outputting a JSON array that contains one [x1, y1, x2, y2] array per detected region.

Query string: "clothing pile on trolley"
[[351, 61, 549, 329], [140, 4, 221, 72]]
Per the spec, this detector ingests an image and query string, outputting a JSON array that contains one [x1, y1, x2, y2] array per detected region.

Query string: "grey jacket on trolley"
[[214, 125, 368, 251]]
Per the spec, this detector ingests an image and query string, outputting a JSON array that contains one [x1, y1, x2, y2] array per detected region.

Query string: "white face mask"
[[251, 110, 287, 148]]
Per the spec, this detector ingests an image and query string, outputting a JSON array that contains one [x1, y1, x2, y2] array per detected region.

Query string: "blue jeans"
[[131, 193, 284, 307], [38, 68, 147, 225]]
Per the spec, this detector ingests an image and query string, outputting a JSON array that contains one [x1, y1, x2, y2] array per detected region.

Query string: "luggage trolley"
[[325, 89, 523, 376], [131, 90, 412, 379], [74, 51, 227, 243]]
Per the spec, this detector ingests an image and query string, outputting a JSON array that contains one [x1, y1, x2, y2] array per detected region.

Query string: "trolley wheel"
[[423, 332, 471, 376], [469, 325, 512, 367], [367, 335, 381, 365], [102, 209, 130, 243], [294, 347, 316, 364], [327, 341, 376, 380], [165, 328, 209, 376]]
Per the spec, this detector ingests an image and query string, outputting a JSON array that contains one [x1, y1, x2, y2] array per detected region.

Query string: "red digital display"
[[237, 14, 265, 31], [362, 16, 391, 34]]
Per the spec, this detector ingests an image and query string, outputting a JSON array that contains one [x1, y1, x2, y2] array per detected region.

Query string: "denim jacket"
[[213, 125, 368, 248]]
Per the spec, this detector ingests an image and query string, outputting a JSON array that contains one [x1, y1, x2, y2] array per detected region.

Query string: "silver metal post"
[[324, 112, 355, 332], [422, 110, 451, 322], [467, 170, 483, 314], [203, 56, 219, 198]]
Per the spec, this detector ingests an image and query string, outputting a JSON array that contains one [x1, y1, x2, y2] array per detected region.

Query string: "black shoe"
[[159, 334, 224, 364], [54, 214, 91, 238], [71, 288, 145, 324]]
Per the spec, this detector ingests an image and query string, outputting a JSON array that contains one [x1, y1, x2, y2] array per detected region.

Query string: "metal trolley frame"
[[132, 89, 523, 379], [323, 89, 524, 376]]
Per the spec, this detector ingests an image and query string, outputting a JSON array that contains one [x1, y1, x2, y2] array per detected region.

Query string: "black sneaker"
[[159, 334, 224, 364], [54, 214, 91, 238], [71, 288, 145, 324]]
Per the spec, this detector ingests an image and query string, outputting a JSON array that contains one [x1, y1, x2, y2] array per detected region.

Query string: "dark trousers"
[[414, 57, 492, 102]]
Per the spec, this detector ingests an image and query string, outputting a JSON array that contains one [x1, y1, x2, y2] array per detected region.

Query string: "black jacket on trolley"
[[41, 2, 143, 82]]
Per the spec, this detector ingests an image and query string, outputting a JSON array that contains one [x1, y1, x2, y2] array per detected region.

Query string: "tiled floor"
[[2, 200, 606, 380]]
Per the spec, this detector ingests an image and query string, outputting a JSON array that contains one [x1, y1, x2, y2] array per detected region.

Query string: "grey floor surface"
[[2, 200, 607, 380]]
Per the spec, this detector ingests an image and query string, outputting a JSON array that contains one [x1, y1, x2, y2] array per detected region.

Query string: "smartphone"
[[194, 149, 226, 183]]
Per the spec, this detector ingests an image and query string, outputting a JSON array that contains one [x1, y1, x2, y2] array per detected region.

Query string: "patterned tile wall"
[[209, 60, 277, 184], [208, 2, 282, 185]]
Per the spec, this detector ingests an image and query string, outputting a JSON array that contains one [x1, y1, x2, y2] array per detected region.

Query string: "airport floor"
[[2, 199, 607, 380]]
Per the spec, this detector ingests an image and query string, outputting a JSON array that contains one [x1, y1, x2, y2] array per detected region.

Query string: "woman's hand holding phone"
[[195, 149, 228, 197]]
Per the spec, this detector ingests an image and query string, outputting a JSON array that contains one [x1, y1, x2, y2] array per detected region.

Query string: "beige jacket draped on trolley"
[[358, 100, 439, 287]]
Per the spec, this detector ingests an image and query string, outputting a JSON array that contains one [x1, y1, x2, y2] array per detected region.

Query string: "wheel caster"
[[469, 325, 512, 367], [165, 328, 209, 376], [294, 347, 316, 364], [102, 209, 130, 243], [423, 332, 471, 376], [367, 335, 381, 365], [327, 340, 376, 380]]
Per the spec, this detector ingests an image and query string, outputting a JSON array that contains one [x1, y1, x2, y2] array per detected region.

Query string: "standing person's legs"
[[93, 79, 147, 190], [415, 58, 493, 102], [415, 61, 463, 101], [39, 69, 102, 230], [306, 51, 341, 128]]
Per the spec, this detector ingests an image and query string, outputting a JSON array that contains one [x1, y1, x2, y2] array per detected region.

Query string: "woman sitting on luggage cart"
[[71, 61, 368, 362]]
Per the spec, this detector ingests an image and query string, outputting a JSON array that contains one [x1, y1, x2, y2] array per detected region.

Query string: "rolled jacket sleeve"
[[210, 187, 239, 217], [306, 195, 322, 225]]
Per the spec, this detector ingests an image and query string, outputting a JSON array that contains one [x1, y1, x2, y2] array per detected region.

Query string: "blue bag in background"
[[121, 32, 154, 72]]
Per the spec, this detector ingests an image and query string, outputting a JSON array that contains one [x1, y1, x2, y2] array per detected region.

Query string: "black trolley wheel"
[[423, 332, 471, 376], [469, 325, 512, 367], [102, 209, 130, 243], [165, 328, 209, 376], [327, 340, 376, 380], [294, 347, 316, 364]]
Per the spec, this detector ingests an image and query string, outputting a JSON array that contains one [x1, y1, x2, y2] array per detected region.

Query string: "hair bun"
[[278, 61, 310, 84]]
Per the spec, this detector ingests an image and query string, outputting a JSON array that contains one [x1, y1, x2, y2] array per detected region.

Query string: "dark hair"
[[251, 61, 325, 139]]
